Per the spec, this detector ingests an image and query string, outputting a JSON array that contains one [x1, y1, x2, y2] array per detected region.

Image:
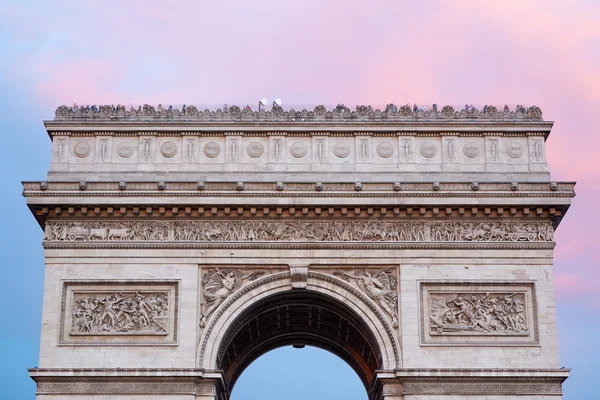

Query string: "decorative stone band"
[[53, 104, 544, 121], [29, 368, 568, 396], [23, 180, 576, 194], [44, 220, 555, 244], [377, 368, 569, 396], [35, 379, 201, 395], [32, 375, 220, 396], [400, 379, 564, 395]]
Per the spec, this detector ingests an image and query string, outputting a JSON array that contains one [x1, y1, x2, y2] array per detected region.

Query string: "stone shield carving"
[[73, 142, 91, 158], [290, 142, 308, 158], [376, 142, 394, 158], [117, 141, 135, 158], [507, 142, 524, 158], [463, 142, 480, 158], [203, 141, 221, 158], [160, 141, 178, 158], [60, 281, 179, 345], [419, 142, 437, 158], [333, 142, 351, 158], [246, 141, 264, 158]]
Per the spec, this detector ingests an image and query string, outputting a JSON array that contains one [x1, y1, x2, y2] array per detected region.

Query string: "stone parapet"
[[44, 120, 552, 182]]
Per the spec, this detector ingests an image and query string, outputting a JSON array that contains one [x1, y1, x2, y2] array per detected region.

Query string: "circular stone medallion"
[[117, 141, 135, 158], [419, 142, 437, 158], [203, 141, 222, 158], [463, 142, 480, 158], [377, 142, 394, 158], [333, 142, 351, 158], [507, 142, 524, 158], [247, 141, 264, 158], [290, 142, 308, 158], [160, 141, 178, 158], [73, 142, 91, 158]]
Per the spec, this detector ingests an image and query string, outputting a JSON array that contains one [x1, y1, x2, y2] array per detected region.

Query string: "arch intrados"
[[217, 291, 380, 390], [197, 271, 400, 392], [227, 333, 372, 390]]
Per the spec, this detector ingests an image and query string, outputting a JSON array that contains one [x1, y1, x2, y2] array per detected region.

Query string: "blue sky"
[[1, 1, 599, 399]]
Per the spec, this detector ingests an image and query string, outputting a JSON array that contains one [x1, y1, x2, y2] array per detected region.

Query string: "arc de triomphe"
[[25, 104, 573, 399]]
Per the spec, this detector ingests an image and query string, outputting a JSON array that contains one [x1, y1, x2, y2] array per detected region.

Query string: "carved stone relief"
[[142, 139, 151, 161], [402, 140, 411, 162], [71, 291, 170, 335], [377, 142, 394, 158], [420, 282, 538, 345], [463, 142, 480, 158], [56, 139, 65, 161], [490, 139, 499, 161], [60, 281, 178, 345], [55, 103, 545, 121], [185, 140, 194, 161], [100, 139, 108, 161], [447, 139, 456, 162], [359, 140, 368, 161], [533, 140, 542, 161], [46, 221, 169, 241], [334, 269, 399, 327], [73, 142, 91, 158], [316, 139, 325, 162], [273, 139, 281, 161], [420, 142, 437, 158], [246, 141, 264, 158], [290, 142, 308, 158], [200, 269, 265, 327], [203, 141, 221, 158], [229, 139, 238, 162], [117, 141, 135, 158], [45, 220, 555, 243], [333, 142, 351, 158], [507, 142, 524, 158], [160, 141, 178, 158], [429, 292, 528, 335]]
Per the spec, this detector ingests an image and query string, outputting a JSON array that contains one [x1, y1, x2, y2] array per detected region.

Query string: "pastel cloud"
[[2, 0, 599, 301]]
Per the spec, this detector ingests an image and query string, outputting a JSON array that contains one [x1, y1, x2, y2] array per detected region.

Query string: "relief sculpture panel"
[[60, 281, 178, 345], [200, 269, 265, 328], [334, 269, 399, 327], [420, 282, 538, 346], [71, 291, 169, 335], [44, 220, 555, 243]]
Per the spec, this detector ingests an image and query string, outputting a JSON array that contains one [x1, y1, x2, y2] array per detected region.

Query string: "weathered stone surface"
[[25, 103, 574, 400]]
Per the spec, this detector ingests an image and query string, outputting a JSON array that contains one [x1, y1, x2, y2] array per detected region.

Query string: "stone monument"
[[25, 103, 573, 399]]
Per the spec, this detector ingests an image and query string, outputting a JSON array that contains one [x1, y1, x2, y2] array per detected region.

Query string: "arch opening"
[[216, 291, 383, 394], [230, 346, 367, 400]]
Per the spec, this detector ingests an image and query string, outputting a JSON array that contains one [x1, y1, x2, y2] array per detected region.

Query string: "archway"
[[231, 346, 367, 400], [198, 271, 401, 399]]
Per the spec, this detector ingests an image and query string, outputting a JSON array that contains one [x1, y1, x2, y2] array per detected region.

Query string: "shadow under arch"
[[197, 271, 401, 397]]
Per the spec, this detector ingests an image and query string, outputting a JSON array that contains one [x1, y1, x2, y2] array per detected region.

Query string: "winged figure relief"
[[200, 269, 265, 327], [335, 269, 399, 328]]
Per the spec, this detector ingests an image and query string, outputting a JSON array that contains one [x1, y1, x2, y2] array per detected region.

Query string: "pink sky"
[[1, 1, 599, 398], [2, 0, 599, 303]]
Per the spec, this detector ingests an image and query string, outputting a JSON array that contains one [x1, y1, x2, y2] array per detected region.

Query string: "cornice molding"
[[23, 180, 576, 197], [42, 241, 556, 251]]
